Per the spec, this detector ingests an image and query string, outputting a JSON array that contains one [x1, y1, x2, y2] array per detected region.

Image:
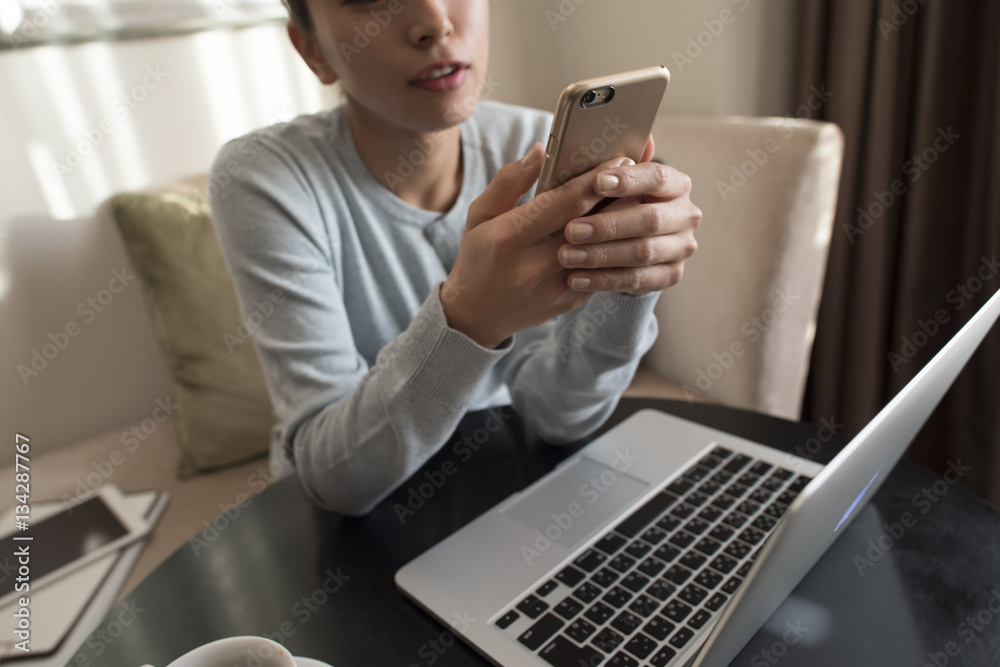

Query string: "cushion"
[[110, 192, 273, 476]]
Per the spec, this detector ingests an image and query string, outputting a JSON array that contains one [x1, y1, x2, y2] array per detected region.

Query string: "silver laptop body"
[[396, 287, 1000, 667]]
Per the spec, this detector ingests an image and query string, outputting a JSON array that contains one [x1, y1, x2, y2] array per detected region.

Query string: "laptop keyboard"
[[493, 446, 812, 666]]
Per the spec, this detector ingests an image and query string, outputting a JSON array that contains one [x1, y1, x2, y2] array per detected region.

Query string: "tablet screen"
[[0, 496, 127, 597]]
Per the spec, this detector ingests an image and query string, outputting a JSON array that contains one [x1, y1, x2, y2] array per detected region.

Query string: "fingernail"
[[566, 222, 594, 242], [561, 248, 588, 265], [570, 276, 592, 290], [596, 173, 620, 194], [520, 143, 541, 168]]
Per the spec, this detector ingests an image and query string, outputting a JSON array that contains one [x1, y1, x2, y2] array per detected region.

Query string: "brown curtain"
[[798, 0, 1000, 506]]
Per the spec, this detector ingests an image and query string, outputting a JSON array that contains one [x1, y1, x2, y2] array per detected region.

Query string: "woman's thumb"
[[466, 142, 544, 230]]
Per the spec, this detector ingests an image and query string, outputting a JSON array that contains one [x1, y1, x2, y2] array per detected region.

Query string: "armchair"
[[625, 115, 844, 421]]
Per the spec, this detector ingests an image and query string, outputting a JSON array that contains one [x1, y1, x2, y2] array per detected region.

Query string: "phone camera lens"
[[583, 91, 597, 105]]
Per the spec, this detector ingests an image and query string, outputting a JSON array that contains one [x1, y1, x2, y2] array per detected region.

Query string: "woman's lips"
[[409, 62, 469, 92]]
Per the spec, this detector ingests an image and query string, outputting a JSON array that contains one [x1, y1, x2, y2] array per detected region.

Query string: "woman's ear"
[[287, 21, 338, 85]]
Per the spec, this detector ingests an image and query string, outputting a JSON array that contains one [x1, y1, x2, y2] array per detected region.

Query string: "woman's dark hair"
[[283, 0, 313, 33]]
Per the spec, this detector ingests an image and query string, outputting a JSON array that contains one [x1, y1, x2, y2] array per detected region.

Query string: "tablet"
[[0, 490, 167, 660], [0, 484, 152, 607]]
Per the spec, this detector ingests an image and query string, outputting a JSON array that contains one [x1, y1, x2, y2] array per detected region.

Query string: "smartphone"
[[0, 484, 151, 606], [537, 65, 670, 195]]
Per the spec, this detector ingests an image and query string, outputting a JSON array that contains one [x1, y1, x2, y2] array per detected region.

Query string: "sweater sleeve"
[[503, 290, 661, 444], [211, 139, 509, 516]]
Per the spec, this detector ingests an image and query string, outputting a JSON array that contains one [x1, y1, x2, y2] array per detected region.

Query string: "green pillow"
[[110, 192, 272, 477]]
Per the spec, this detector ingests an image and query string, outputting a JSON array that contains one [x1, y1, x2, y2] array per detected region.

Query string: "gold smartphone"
[[536, 65, 670, 195]]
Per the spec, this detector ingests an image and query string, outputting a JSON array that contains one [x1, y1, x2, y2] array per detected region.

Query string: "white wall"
[[0, 23, 330, 224], [490, 0, 799, 117]]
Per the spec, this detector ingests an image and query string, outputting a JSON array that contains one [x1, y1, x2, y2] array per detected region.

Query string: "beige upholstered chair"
[[625, 116, 844, 421]]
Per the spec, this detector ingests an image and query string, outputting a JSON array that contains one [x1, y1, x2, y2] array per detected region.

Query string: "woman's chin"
[[410, 100, 479, 133], [346, 88, 481, 135], [414, 77, 486, 129]]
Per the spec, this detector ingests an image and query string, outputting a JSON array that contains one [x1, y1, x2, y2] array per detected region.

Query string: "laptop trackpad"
[[501, 457, 649, 550]]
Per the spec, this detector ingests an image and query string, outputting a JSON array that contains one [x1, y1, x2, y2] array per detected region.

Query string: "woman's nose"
[[408, 0, 455, 47]]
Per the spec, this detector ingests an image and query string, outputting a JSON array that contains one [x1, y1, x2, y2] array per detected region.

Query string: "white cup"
[[163, 636, 296, 667]]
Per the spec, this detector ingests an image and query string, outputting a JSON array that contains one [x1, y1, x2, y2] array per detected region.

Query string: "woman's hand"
[[442, 143, 633, 349], [557, 136, 702, 295]]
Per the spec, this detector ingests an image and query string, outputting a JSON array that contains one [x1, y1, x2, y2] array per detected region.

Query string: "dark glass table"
[[68, 398, 1000, 666]]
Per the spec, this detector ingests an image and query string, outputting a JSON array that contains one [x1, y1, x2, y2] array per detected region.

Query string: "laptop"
[[396, 287, 1000, 667]]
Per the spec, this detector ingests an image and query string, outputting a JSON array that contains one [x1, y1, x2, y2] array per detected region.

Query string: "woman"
[[210, 0, 701, 515]]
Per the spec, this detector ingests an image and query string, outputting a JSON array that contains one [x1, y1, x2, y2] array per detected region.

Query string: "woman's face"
[[295, 0, 491, 133]]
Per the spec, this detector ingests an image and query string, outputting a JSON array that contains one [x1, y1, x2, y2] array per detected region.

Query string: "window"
[[0, 0, 287, 49]]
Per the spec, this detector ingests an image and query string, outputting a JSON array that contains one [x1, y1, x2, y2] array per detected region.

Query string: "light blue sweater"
[[210, 100, 660, 515]]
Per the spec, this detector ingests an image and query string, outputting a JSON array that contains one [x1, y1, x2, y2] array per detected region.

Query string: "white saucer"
[[142, 657, 331, 667]]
